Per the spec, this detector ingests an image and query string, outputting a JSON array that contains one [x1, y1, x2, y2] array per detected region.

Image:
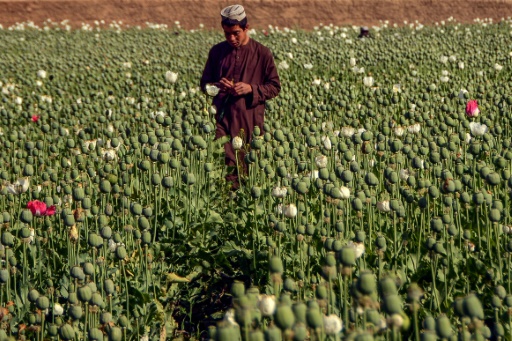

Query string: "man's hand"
[[218, 78, 234, 92], [230, 82, 252, 96]]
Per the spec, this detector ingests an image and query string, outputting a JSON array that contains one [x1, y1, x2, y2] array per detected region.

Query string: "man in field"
[[200, 4, 281, 189]]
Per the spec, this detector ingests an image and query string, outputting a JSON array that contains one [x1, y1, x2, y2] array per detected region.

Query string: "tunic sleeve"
[[250, 49, 281, 106], [200, 48, 217, 92]]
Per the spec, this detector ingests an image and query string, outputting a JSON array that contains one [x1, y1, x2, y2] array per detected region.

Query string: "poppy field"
[[1, 18, 512, 340]]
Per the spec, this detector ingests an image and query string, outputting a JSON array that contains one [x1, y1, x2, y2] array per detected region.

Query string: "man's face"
[[223, 24, 249, 48]]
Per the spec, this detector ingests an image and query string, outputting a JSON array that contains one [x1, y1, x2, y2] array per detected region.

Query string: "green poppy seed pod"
[[47, 325, 59, 337], [365, 172, 379, 187], [72, 187, 85, 201], [435, 315, 452, 339], [283, 278, 297, 292], [182, 172, 196, 185], [83, 262, 95, 276], [98, 214, 109, 227], [115, 246, 127, 260], [104, 279, 115, 295], [358, 271, 377, 295], [59, 324, 76, 340], [138, 160, 151, 172], [319, 168, 329, 180], [383, 294, 403, 315], [101, 226, 112, 239], [339, 246, 356, 266], [0, 269, 8, 284], [20, 227, 31, 239], [129, 202, 142, 215], [138, 133, 149, 144], [292, 323, 307, 341], [306, 306, 324, 329], [464, 294, 484, 319], [325, 252, 336, 267], [151, 173, 162, 186], [486, 172, 501, 186], [77, 285, 93, 302], [36, 296, 50, 310], [251, 186, 262, 199], [495, 285, 507, 299], [352, 198, 363, 211], [108, 327, 123, 341], [23, 164, 34, 176], [118, 315, 129, 328], [231, 281, 245, 298], [420, 331, 437, 341], [20, 209, 33, 224], [99, 179, 111, 193], [269, 256, 284, 274], [433, 242, 447, 256], [491, 295, 502, 308], [138, 216, 150, 230], [424, 237, 435, 250], [68, 305, 83, 320], [275, 304, 295, 330], [28, 289, 40, 303], [354, 332, 374, 341], [68, 293, 78, 305], [296, 182, 308, 195], [355, 230, 366, 243], [489, 209, 501, 222], [473, 192, 484, 205], [90, 292, 104, 307], [293, 302, 307, 324], [340, 170, 353, 183], [380, 277, 398, 296], [373, 234, 386, 249], [216, 323, 240, 341], [140, 231, 151, 245], [88, 328, 103, 340], [62, 213, 76, 226]]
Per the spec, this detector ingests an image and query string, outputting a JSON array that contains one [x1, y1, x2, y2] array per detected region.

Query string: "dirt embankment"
[[0, 0, 511, 30]]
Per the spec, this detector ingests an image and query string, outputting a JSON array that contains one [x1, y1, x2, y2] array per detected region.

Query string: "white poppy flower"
[[271, 186, 287, 198], [283, 204, 298, 218], [303, 63, 313, 70], [323, 314, 343, 335], [363, 76, 374, 87], [232, 136, 243, 150], [399, 169, 410, 181], [469, 122, 488, 136], [205, 84, 220, 96], [349, 57, 356, 66], [165, 71, 178, 83], [278, 61, 289, 70], [315, 155, 328, 169], [377, 201, 391, 213], [394, 126, 405, 136], [6, 177, 30, 195], [494, 63, 503, 71], [258, 295, 276, 316], [37, 70, 47, 79], [340, 186, 351, 199], [322, 136, 332, 150], [341, 126, 355, 137]]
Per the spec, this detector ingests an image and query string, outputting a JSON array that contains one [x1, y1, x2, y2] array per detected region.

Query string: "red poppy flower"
[[27, 200, 56, 216], [465, 100, 479, 118], [31, 115, 40, 122]]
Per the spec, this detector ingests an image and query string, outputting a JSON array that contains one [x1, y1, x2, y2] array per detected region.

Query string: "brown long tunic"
[[200, 38, 281, 168]]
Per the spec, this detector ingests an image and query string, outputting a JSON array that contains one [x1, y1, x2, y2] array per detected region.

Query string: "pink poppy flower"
[[465, 100, 479, 117], [27, 200, 56, 217], [31, 115, 40, 122]]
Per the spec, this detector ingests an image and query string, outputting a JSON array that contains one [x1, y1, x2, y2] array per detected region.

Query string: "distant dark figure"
[[358, 26, 370, 38]]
